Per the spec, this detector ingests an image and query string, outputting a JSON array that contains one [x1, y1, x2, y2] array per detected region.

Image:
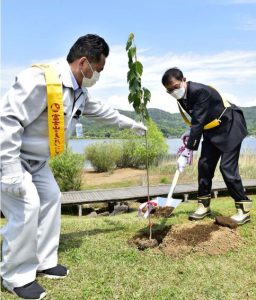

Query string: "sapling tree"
[[126, 33, 153, 240]]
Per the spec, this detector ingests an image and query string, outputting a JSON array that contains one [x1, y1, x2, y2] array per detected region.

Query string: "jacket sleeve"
[[0, 67, 47, 175], [82, 97, 137, 128], [186, 88, 211, 150]]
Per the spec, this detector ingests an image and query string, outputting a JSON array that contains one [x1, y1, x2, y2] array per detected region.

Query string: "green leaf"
[[126, 33, 134, 51], [128, 91, 141, 104], [128, 57, 133, 69], [143, 87, 151, 104], [129, 77, 141, 92], [134, 61, 143, 76], [128, 47, 136, 60], [133, 101, 141, 114], [127, 68, 137, 83], [126, 40, 132, 51], [134, 91, 142, 107], [128, 93, 135, 104]]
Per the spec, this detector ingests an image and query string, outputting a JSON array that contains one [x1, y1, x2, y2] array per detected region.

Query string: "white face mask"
[[81, 58, 100, 88], [170, 86, 186, 100]]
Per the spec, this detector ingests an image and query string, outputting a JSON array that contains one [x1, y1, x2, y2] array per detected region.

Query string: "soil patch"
[[215, 216, 238, 229], [83, 168, 145, 186], [129, 225, 171, 250], [152, 207, 175, 218], [82, 167, 182, 188], [130, 221, 244, 258]]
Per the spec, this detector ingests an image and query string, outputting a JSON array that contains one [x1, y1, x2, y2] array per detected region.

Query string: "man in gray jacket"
[[0, 34, 146, 299]]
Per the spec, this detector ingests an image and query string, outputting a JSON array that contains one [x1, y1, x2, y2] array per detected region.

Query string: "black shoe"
[[189, 210, 211, 221], [3, 280, 46, 299], [37, 264, 69, 279]]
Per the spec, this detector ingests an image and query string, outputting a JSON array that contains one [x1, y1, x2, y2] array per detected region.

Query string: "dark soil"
[[152, 207, 175, 218], [129, 225, 171, 250], [130, 221, 243, 257], [215, 216, 238, 229], [132, 238, 159, 250]]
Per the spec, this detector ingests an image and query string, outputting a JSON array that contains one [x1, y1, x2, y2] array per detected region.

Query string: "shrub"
[[85, 142, 123, 172], [49, 147, 85, 191], [117, 118, 168, 168]]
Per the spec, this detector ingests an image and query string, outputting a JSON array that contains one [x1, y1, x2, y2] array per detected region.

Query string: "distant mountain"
[[80, 106, 256, 138]]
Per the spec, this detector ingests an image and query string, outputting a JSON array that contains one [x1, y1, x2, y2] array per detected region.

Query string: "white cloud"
[[92, 47, 256, 112], [1, 48, 256, 113]]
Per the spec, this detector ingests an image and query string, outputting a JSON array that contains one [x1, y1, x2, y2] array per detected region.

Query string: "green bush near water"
[[85, 142, 123, 172], [85, 119, 168, 172], [117, 119, 168, 168], [49, 147, 85, 191]]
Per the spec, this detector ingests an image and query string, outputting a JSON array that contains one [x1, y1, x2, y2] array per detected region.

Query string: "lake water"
[[69, 136, 256, 155]]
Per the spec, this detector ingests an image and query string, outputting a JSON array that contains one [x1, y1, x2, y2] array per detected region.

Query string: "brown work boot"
[[189, 195, 211, 220], [230, 200, 252, 225]]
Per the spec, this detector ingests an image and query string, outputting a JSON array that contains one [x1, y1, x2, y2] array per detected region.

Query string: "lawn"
[[1, 195, 256, 300]]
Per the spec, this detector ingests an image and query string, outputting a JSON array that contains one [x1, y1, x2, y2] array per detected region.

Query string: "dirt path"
[[83, 168, 145, 186], [82, 165, 196, 188], [82, 167, 176, 189]]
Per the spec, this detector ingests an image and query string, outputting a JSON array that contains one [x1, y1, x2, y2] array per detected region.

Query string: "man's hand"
[[176, 148, 193, 172], [1, 174, 26, 197], [131, 121, 148, 136]]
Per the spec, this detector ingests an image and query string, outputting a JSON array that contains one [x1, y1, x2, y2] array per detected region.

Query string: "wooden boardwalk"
[[62, 179, 256, 216]]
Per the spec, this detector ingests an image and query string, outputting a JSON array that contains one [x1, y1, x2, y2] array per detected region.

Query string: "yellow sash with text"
[[33, 64, 65, 157]]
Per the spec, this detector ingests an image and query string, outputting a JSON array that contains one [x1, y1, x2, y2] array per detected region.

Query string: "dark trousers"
[[198, 138, 248, 201]]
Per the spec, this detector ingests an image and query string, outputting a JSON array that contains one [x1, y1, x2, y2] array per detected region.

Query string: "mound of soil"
[[130, 221, 244, 258]]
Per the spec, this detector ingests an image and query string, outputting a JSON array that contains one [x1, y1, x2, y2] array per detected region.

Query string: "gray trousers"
[[0, 160, 61, 289]]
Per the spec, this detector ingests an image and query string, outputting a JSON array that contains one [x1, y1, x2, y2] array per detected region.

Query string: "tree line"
[[77, 106, 256, 138]]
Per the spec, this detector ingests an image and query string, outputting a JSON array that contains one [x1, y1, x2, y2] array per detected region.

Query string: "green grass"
[[1, 196, 256, 300]]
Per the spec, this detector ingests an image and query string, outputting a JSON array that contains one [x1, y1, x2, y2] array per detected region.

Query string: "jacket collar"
[[53, 59, 77, 89], [185, 81, 191, 99]]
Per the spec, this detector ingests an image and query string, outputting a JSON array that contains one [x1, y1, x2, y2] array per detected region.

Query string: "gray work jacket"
[[0, 60, 136, 175]]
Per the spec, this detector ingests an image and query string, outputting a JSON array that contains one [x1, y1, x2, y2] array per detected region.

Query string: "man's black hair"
[[162, 68, 184, 86], [67, 34, 109, 63]]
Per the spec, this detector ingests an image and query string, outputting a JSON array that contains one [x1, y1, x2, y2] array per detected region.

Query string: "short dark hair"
[[162, 68, 184, 86], [67, 34, 109, 63]]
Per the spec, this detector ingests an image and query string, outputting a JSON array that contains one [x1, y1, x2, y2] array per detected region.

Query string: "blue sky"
[[1, 0, 256, 112]]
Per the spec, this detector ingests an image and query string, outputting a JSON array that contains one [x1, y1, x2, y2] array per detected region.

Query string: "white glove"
[[177, 155, 188, 173], [176, 148, 193, 172], [131, 122, 148, 136], [181, 129, 191, 144], [1, 174, 26, 197]]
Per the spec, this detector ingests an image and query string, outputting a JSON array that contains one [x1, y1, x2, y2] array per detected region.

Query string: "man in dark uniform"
[[162, 67, 252, 225]]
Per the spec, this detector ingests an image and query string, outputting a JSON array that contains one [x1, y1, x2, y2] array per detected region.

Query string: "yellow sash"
[[177, 87, 231, 130], [32, 64, 65, 156]]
